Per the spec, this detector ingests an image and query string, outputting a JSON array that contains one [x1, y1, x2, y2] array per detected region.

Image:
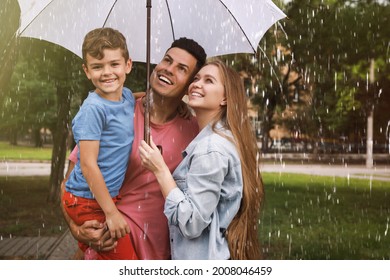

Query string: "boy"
[[62, 27, 137, 260]]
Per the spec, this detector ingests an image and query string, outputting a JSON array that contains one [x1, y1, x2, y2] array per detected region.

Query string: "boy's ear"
[[126, 58, 133, 74], [82, 64, 91, 79]]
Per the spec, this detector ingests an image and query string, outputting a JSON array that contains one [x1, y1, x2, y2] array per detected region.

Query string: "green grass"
[[0, 176, 66, 238], [260, 173, 390, 260], [0, 141, 53, 161]]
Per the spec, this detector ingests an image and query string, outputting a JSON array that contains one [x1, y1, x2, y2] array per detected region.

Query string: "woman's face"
[[187, 64, 226, 113]]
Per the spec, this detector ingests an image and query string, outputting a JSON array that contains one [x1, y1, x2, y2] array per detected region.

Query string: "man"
[[62, 38, 206, 260]]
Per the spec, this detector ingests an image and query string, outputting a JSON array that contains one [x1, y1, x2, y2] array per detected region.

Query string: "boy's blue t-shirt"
[[65, 87, 135, 199]]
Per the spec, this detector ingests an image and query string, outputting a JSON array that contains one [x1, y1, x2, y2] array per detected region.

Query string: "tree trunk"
[[47, 85, 71, 203], [33, 127, 43, 148], [261, 108, 275, 154], [9, 129, 18, 146]]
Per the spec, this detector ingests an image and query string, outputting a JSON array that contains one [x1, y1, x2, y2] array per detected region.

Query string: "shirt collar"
[[181, 122, 225, 158]]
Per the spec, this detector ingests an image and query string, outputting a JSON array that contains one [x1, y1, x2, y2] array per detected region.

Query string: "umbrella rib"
[[218, 0, 256, 54], [103, 0, 118, 27], [164, 0, 176, 41], [18, 0, 55, 35]]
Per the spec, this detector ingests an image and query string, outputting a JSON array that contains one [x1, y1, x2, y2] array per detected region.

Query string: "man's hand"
[[70, 219, 118, 252], [93, 230, 118, 252], [69, 219, 104, 245]]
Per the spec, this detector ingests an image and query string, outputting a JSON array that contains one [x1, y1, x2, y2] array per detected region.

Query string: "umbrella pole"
[[144, 0, 152, 145]]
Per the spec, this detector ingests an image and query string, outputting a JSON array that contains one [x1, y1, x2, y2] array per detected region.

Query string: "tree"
[[221, 21, 302, 153], [37, 42, 88, 203], [282, 0, 390, 149], [1, 52, 58, 146]]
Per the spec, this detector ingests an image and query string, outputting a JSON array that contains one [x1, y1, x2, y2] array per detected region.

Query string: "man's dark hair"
[[169, 37, 207, 70]]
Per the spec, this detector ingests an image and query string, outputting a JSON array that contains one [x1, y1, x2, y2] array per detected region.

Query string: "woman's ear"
[[220, 99, 227, 106]]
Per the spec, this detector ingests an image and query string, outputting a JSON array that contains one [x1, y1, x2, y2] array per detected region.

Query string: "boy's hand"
[[105, 210, 130, 239]]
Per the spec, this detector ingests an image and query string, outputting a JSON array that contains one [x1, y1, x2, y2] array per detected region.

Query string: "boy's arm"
[[79, 140, 130, 239]]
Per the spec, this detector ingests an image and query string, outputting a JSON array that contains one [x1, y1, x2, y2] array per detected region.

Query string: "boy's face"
[[83, 48, 132, 101]]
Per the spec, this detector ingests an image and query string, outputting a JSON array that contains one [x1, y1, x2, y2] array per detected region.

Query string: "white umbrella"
[[16, 0, 286, 142]]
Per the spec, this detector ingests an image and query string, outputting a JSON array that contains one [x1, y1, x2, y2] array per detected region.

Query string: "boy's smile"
[[83, 48, 132, 101]]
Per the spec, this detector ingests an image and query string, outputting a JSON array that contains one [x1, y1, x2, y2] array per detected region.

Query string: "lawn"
[[0, 173, 388, 260], [260, 173, 390, 260], [0, 176, 66, 239], [0, 141, 53, 161]]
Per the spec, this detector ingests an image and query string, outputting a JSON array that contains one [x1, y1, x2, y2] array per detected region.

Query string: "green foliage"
[[0, 37, 91, 144], [1, 53, 56, 133], [0, 0, 20, 95], [282, 0, 390, 142]]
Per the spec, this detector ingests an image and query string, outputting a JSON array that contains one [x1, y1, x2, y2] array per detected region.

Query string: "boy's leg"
[[62, 191, 102, 254], [62, 190, 137, 260]]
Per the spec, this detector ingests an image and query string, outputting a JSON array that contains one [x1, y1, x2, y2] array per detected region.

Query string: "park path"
[[1, 161, 389, 181]]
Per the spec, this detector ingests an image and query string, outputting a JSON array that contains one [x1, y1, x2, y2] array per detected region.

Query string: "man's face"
[[150, 47, 198, 100]]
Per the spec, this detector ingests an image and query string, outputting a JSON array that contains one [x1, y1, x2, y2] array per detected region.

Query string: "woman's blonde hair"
[[207, 59, 264, 260]]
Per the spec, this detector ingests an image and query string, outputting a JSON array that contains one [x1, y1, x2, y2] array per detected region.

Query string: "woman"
[[139, 59, 264, 260]]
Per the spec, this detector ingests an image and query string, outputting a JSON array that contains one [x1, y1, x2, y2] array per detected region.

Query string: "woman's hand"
[[139, 138, 178, 198], [139, 137, 167, 174]]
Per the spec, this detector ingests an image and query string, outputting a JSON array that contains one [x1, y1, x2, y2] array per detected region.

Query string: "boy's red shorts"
[[62, 190, 138, 260]]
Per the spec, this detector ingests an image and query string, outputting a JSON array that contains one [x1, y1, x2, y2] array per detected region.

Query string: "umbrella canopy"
[[16, 0, 286, 142], [17, 0, 286, 63]]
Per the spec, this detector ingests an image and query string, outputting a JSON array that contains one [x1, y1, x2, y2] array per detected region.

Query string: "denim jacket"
[[164, 122, 243, 259]]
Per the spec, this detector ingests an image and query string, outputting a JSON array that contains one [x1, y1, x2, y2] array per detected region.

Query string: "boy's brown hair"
[[82, 27, 129, 63]]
